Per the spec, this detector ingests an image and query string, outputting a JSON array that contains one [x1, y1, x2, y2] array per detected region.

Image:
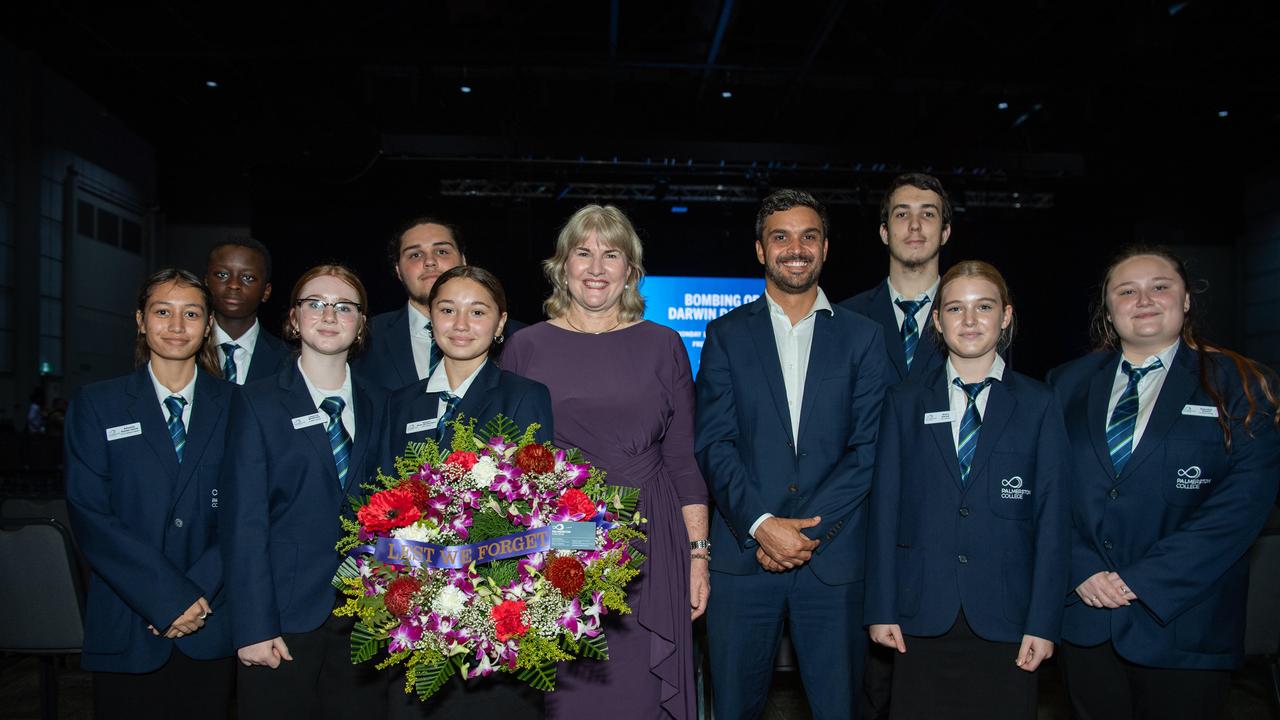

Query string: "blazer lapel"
[[924, 372, 964, 488], [747, 300, 796, 443], [1086, 352, 1121, 477], [871, 282, 909, 381], [454, 362, 501, 435], [280, 365, 341, 488], [796, 311, 834, 445], [908, 320, 941, 382], [344, 378, 376, 493], [172, 371, 229, 499], [389, 307, 420, 388], [1121, 345, 1198, 480], [127, 367, 181, 479], [963, 377, 1016, 493]]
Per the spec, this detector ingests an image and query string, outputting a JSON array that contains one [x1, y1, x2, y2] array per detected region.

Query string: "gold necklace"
[[564, 315, 622, 334]]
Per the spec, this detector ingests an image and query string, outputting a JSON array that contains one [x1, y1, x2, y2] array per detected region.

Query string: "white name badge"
[[924, 411, 953, 425], [1182, 404, 1219, 418], [105, 422, 142, 441], [292, 412, 327, 430], [405, 418, 438, 434]]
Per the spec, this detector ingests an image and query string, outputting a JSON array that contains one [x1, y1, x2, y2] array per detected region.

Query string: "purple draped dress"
[[503, 321, 707, 720]]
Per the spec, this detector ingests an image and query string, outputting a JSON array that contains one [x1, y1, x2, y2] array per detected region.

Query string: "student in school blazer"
[[841, 280, 945, 385], [66, 365, 234, 673], [380, 359, 553, 472], [1048, 343, 1279, 670], [356, 304, 527, 392], [221, 359, 387, 651], [244, 329, 289, 382], [865, 366, 1070, 645]]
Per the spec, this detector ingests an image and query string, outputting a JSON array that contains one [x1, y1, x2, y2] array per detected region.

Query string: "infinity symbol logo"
[[1001, 476, 1024, 489], [1176, 466, 1202, 479]]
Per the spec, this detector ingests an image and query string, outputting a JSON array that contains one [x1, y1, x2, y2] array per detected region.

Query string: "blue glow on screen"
[[643, 275, 765, 376]]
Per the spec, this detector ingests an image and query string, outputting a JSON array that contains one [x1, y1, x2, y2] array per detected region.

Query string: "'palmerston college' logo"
[[1176, 465, 1211, 490], [1000, 476, 1031, 500]]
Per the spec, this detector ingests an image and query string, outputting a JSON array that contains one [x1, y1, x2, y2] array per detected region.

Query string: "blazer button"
[[788, 484, 798, 493], [1109, 488, 1119, 499], [957, 554, 969, 564], [1103, 539, 1113, 550], [959, 507, 970, 517], [173, 518, 184, 528], [827, 531, 835, 539]]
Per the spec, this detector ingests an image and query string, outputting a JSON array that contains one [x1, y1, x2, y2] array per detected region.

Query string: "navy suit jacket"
[[65, 367, 233, 672], [244, 328, 290, 383], [355, 305, 528, 392], [1048, 346, 1280, 669], [839, 280, 945, 385], [865, 368, 1070, 643], [695, 296, 889, 585], [379, 360, 554, 476], [221, 362, 387, 649]]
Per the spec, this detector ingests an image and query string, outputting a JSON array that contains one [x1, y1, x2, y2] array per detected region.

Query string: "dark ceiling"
[[5, 1, 1277, 182]]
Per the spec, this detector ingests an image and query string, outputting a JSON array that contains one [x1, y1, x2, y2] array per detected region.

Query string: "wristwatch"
[[689, 539, 711, 551]]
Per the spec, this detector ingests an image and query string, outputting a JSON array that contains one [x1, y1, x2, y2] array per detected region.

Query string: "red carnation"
[[445, 451, 479, 471], [514, 444, 555, 474], [400, 479, 433, 512], [383, 576, 422, 617], [545, 554, 586, 597], [357, 488, 421, 533], [557, 489, 597, 519], [491, 599, 530, 641]]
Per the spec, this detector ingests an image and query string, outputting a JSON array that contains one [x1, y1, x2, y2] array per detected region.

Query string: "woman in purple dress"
[[503, 204, 710, 719]]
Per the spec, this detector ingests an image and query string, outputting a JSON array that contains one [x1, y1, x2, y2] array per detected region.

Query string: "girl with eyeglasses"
[[65, 269, 234, 719], [1048, 246, 1280, 720], [866, 261, 1070, 719], [221, 263, 389, 719]]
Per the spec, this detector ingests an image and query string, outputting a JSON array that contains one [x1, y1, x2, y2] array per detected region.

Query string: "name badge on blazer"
[[923, 411, 953, 425], [1182, 404, 1219, 418], [292, 412, 327, 430], [406, 418, 438, 434], [105, 422, 142, 441]]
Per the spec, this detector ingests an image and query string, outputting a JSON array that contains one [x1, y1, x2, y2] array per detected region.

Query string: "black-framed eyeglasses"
[[294, 299, 362, 317]]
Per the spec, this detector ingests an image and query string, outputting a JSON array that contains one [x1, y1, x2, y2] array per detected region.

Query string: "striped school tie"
[[220, 343, 240, 383], [954, 378, 993, 485], [1105, 359, 1164, 475], [164, 395, 188, 463], [426, 323, 443, 379], [895, 298, 927, 371], [437, 392, 461, 441], [320, 396, 351, 487]]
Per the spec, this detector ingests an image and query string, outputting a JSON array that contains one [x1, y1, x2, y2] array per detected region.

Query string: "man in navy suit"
[[696, 189, 889, 720], [840, 173, 952, 387], [356, 217, 525, 391], [837, 172, 951, 717], [205, 237, 289, 384]]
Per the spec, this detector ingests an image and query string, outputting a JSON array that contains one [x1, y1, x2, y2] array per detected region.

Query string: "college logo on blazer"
[[210, 488, 219, 509], [1000, 476, 1031, 500], [1175, 465, 1211, 490]]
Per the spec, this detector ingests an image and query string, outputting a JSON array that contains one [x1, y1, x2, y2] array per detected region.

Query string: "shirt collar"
[[296, 358, 353, 404], [764, 286, 832, 323], [147, 362, 197, 408], [946, 354, 1006, 388], [213, 317, 261, 352], [407, 302, 431, 335], [426, 359, 488, 397], [887, 277, 940, 305]]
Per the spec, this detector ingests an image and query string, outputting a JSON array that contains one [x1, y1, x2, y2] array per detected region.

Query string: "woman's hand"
[[237, 637, 293, 668], [1076, 571, 1134, 608], [163, 596, 212, 638], [690, 557, 710, 620], [1015, 634, 1054, 672]]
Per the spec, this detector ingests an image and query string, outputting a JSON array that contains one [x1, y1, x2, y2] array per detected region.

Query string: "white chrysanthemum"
[[392, 522, 440, 543], [432, 585, 468, 617], [471, 456, 500, 489]]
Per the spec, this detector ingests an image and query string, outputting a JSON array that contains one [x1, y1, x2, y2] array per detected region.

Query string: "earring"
[[494, 334, 504, 345]]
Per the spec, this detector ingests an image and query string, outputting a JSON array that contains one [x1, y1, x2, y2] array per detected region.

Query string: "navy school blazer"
[[65, 366, 233, 672], [695, 297, 889, 585], [865, 367, 1070, 644], [379, 360, 555, 477], [220, 361, 387, 650], [243, 327, 289, 383], [353, 305, 528, 392], [839, 280, 945, 385], [1048, 345, 1280, 670]]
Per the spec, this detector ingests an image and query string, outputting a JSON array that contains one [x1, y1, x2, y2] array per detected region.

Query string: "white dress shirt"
[[1105, 341, 1180, 451], [213, 319, 261, 385], [750, 287, 833, 538], [298, 359, 356, 440], [148, 363, 196, 428], [887, 277, 940, 334], [425, 360, 486, 418], [946, 355, 1006, 449], [407, 303, 436, 381]]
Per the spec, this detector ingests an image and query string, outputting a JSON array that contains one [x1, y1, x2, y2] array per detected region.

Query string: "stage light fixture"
[[997, 101, 1009, 110], [205, 80, 219, 88], [721, 90, 733, 99], [1217, 110, 1229, 118], [460, 85, 473, 94]]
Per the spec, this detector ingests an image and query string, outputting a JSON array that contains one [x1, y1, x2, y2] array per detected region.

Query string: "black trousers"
[[862, 642, 895, 720], [1058, 640, 1231, 720], [237, 611, 388, 720], [94, 648, 234, 720], [889, 611, 1037, 720]]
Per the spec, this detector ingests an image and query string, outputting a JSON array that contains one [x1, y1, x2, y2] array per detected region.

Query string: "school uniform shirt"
[[1048, 345, 1280, 670], [406, 303, 436, 382], [946, 355, 1004, 446], [298, 359, 356, 440], [214, 320, 260, 385], [425, 359, 484, 419], [1104, 341, 1179, 451], [866, 364, 1070, 644], [66, 365, 234, 673], [889, 278, 940, 345]]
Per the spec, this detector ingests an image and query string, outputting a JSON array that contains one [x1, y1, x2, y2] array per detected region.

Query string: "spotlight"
[[205, 80, 219, 88], [460, 85, 472, 94], [997, 101, 1008, 110], [1217, 110, 1229, 118], [721, 90, 733, 99]]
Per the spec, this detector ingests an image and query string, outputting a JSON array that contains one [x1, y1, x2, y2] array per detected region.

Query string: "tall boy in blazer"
[[205, 237, 289, 383]]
